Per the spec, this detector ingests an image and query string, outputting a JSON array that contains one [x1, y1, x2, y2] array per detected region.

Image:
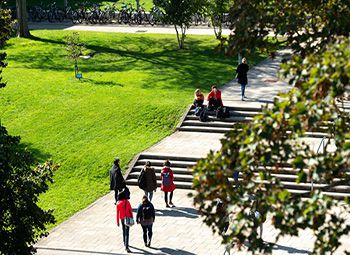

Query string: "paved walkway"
[[29, 22, 232, 36], [35, 49, 350, 254]]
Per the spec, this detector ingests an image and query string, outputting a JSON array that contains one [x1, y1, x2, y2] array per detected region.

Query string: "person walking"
[[116, 189, 134, 253], [139, 161, 157, 201], [236, 57, 249, 101], [110, 158, 126, 203], [160, 160, 176, 208], [136, 195, 156, 247]]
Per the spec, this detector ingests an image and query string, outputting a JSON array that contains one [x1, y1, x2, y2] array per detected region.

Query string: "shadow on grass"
[[80, 78, 124, 87], [19, 142, 52, 164], [11, 34, 265, 92]]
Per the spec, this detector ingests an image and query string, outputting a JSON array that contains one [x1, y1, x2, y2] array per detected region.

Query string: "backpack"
[[194, 106, 202, 116], [162, 171, 171, 186], [138, 169, 146, 190], [199, 108, 208, 122], [216, 107, 224, 118], [142, 204, 153, 220], [223, 107, 230, 118]]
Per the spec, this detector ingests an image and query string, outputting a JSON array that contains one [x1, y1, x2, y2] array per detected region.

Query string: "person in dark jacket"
[[236, 57, 249, 101], [140, 161, 157, 201], [110, 158, 126, 203], [136, 195, 155, 247], [207, 85, 224, 110]]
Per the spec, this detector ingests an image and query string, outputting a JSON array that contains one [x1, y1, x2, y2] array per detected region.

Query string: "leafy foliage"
[[64, 32, 85, 76], [0, 127, 58, 254], [0, 2, 12, 88], [204, 0, 230, 40], [153, 0, 204, 49], [226, 0, 350, 56]]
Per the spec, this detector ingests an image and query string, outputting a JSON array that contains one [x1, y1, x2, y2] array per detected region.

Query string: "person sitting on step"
[[193, 89, 205, 108], [207, 85, 223, 110]]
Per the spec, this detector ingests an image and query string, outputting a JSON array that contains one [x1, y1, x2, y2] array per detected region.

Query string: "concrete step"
[[189, 109, 260, 117], [128, 172, 193, 182], [186, 115, 253, 122], [182, 120, 236, 128], [126, 179, 193, 189], [131, 165, 193, 175], [138, 154, 201, 162], [178, 126, 232, 133], [135, 158, 197, 168]]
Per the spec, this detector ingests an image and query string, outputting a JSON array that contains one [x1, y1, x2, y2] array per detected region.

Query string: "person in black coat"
[[110, 158, 126, 203], [236, 57, 249, 101]]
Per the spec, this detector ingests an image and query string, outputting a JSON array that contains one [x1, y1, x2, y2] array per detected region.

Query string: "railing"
[[311, 136, 330, 191]]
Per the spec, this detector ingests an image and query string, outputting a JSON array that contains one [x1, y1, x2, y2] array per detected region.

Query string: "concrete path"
[[29, 22, 232, 36], [35, 48, 350, 255]]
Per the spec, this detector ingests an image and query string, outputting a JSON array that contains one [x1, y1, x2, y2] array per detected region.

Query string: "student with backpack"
[[160, 160, 176, 208], [136, 195, 156, 247], [116, 188, 134, 253], [138, 161, 157, 201]]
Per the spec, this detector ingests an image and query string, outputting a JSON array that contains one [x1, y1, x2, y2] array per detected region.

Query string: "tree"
[[16, 0, 31, 38], [225, 0, 350, 56], [192, 0, 350, 253], [1, 3, 58, 254], [153, 0, 204, 49], [64, 32, 85, 77], [204, 0, 230, 40]]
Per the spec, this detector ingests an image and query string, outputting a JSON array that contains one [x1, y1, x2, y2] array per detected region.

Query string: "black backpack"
[[199, 108, 208, 122], [142, 204, 153, 220], [138, 169, 146, 190], [216, 107, 224, 118]]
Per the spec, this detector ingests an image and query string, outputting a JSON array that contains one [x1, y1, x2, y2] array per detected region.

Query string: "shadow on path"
[[155, 207, 198, 219], [129, 245, 196, 255], [35, 246, 120, 255]]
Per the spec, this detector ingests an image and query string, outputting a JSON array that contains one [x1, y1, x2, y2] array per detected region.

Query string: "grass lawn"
[[0, 30, 266, 228]]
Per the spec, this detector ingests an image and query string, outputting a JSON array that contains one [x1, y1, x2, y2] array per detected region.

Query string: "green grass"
[[0, 30, 266, 227]]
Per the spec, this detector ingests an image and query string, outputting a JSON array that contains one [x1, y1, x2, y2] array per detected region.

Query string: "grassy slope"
[[0, 30, 266, 226]]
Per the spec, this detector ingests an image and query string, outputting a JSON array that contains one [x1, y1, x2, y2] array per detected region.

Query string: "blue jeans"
[[121, 220, 129, 248], [240, 83, 246, 97], [141, 224, 153, 244], [144, 191, 154, 202]]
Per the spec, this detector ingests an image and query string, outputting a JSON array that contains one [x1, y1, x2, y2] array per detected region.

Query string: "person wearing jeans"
[[236, 57, 249, 101], [116, 189, 133, 253], [136, 196, 156, 247]]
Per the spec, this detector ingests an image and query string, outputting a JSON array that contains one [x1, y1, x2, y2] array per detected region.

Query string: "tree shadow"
[[18, 142, 52, 163], [81, 78, 124, 87], [129, 245, 196, 255], [155, 207, 198, 218]]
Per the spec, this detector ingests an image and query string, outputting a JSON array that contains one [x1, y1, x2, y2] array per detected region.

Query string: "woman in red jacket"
[[116, 188, 134, 253], [160, 160, 176, 208], [207, 85, 224, 110]]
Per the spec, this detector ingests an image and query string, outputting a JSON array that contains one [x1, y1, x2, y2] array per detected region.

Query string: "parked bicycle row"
[[25, 2, 231, 26]]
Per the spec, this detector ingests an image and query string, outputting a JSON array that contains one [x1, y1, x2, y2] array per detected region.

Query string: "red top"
[[160, 167, 176, 192], [207, 89, 223, 106], [195, 93, 205, 101], [116, 199, 133, 225]]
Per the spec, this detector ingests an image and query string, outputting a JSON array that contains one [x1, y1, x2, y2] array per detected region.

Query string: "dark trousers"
[[164, 191, 173, 204], [208, 98, 222, 110], [121, 220, 130, 248], [141, 224, 153, 244], [240, 83, 246, 97]]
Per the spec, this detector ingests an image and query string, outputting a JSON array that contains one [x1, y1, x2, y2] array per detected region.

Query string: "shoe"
[[147, 240, 151, 247], [169, 202, 175, 207], [241, 97, 244, 101], [145, 242, 148, 247], [125, 247, 131, 253], [166, 204, 170, 208], [243, 96, 247, 98]]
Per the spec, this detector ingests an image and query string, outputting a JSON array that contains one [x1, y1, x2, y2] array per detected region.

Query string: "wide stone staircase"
[[125, 154, 350, 199], [176, 105, 341, 138]]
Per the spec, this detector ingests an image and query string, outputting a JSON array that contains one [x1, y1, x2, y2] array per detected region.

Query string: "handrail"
[[311, 136, 329, 191]]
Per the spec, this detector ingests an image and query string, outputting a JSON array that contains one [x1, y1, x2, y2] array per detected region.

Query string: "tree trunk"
[[136, 0, 140, 11], [174, 25, 181, 49], [180, 26, 186, 49], [16, 0, 31, 38]]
